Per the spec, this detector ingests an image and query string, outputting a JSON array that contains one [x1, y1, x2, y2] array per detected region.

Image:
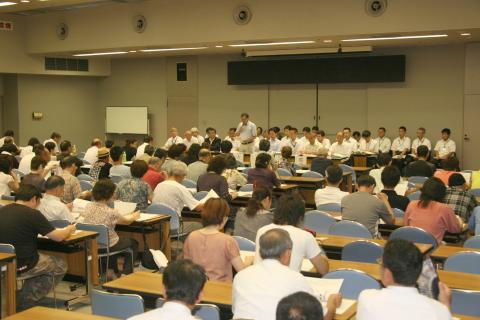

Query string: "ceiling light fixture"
[[460, 32, 471, 36], [73, 51, 128, 57], [341, 34, 448, 42], [0, 2, 17, 7], [128, 50, 137, 53], [20, 0, 30, 3], [323, 40, 333, 43], [140, 47, 208, 52], [215, 45, 224, 48], [229, 40, 315, 47]]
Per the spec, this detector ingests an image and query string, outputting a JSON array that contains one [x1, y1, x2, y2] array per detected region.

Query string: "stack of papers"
[[199, 189, 219, 204], [137, 213, 161, 222], [237, 191, 253, 197], [331, 153, 348, 160], [114, 201, 137, 216]]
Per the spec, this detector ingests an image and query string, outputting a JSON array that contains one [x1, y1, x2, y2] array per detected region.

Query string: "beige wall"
[[2, 75, 19, 138]]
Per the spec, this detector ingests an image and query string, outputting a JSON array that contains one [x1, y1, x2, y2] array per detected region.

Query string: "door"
[[463, 95, 480, 170]]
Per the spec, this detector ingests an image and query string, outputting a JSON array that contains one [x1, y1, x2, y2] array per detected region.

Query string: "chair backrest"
[[451, 289, 480, 317], [277, 168, 292, 176], [194, 191, 209, 201], [407, 191, 421, 201], [110, 175, 124, 184], [407, 176, 428, 185], [155, 297, 165, 308], [232, 236, 256, 251], [389, 226, 437, 249], [302, 170, 323, 178], [0, 243, 15, 254], [76, 223, 110, 248], [342, 240, 384, 263], [146, 203, 180, 231], [393, 208, 405, 218], [78, 174, 94, 182], [464, 235, 480, 249], [80, 180, 93, 191], [182, 179, 197, 189], [13, 169, 25, 179], [469, 188, 480, 197], [329, 220, 372, 239], [304, 210, 336, 234], [444, 252, 480, 274], [239, 184, 254, 192], [339, 164, 356, 184], [50, 220, 71, 228], [91, 289, 144, 319], [194, 304, 221, 320], [317, 202, 341, 212], [323, 269, 380, 299], [1, 195, 15, 201]]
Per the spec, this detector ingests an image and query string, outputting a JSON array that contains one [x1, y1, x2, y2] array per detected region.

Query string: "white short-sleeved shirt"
[[434, 139, 456, 158], [110, 164, 132, 179], [0, 172, 13, 196], [43, 139, 59, 154], [255, 224, 323, 272], [18, 153, 35, 174], [317, 137, 331, 149], [315, 186, 349, 207], [301, 140, 325, 155], [182, 137, 199, 150], [281, 138, 304, 156], [357, 286, 451, 320], [83, 146, 99, 165], [391, 137, 411, 152], [152, 180, 199, 215], [38, 194, 76, 223], [236, 121, 257, 142], [128, 301, 196, 320], [19, 146, 33, 158], [411, 138, 432, 152], [359, 139, 379, 154], [268, 138, 281, 153], [233, 259, 314, 320], [344, 137, 358, 152], [375, 137, 392, 153], [135, 143, 148, 158], [194, 135, 204, 144], [328, 142, 353, 158], [164, 136, 184, 150]]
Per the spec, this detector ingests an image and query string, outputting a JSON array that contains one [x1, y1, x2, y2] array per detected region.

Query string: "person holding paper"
[[115, 160, 153, 211], [300, 132, 328, 156], [358, 130, 379, 154], [197, 156, 236, 203], [82, 179, 140, 277], [39, 176, 76, 223]]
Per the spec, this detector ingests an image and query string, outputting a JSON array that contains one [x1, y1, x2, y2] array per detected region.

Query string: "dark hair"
[[377, 153, 392, 167], [31, 156, 46, 171], [276, 292, 324, 320], [201, 198, 230, 227], [273, 193, 305, 226], [257, 127, 263, 134], [357, 175, 376, 188], [0, 143, 18, 155], [326, 165, 343, 185], [343, 127, 351, 132], [378, 127, 386, 132], [60, 156, 78, 169], [207, 156, 227, 174], [130, 160, 148, 178], [144, 145, 155, 156], [109, 146, 123, 162], [284, 125, 292, 130], [381, 165, 401, 188], [223, 154, 237, 169], [441, 128, 451, 135], [302, 127, 311, 133], [92, 179, 116, 201], [187, 144, 201, 162], [281, 146, 292, 159], [15, 184, 42, 202], [33, 144, 46, 156], [399, 126, 406, 131], [255, 153, 271, 169], [259, 139, 270, 152], [241, 113, 249, 118], [44, 175, 65, 190], [416, 145, 429, 158], [448, 173, 466, 187], [27, 137, 40, 147], [361, 130, 371, 138], [50, 132, 61, 139], [383, 238, 423, 286], [105, 140, 115, 149], [44, 141, 56, 153], [220, 140, 233, 153], [163, 259, 207, 305], [143, 136, 153, 143], [153, 148, 167, 159], [273, 126, 280, 133], [441, 158, 459, 171], [245, 186, 272, 217], [353, 131, 361, 138], [418, 127, 426, 133], [3, 130, 14, 137], [59, 140, 72, 153], [207, 127, 217, 134], [318, 130, 326, 137], [229, 127, 236, 132], [290, 127, 298, 134], [0, 157, 12, 174], [168, 144, 184, 159], [419, 177, 446, 208], [268, 127, 276, 133]]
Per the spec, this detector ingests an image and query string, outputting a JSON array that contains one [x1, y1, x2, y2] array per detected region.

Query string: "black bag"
[[140, 227, 159, 270]]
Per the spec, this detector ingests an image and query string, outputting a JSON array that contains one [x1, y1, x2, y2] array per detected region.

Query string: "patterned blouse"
[[60, 172, 82, 203], [115, 178, 152, 210], [277, 158, 296, 175], [82, 202, 122, 247]]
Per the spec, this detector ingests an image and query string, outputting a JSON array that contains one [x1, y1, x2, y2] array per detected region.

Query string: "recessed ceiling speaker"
[[233, 5, 252, 25], [365, 0, 387, 17], [56, 22, 68, 40], [133, 15, 147, 33]]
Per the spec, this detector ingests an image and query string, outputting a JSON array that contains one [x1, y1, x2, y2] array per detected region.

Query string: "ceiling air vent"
[[44, 57, 89, 72]]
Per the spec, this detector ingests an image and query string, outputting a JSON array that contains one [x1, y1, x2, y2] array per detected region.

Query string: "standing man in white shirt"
[[375, 127, 392, 154], [235, 113, 257, 154], [190, 127, 204, 145], [136, 136, 153, 159], [343, 127, 358, 152], [43, 132, 61, 155], [128, 259, 207, 320], [83, 138, 102, 165], [328, 131, 353, 159], [357, 238, 452, 320], [164, 128, 184, 150], [434, 128, 456, 161], [267, 128, 282, 153], [38, 176, 76, 223], [411, 127, 432, 157], [315, 165, 349, 208], [182, 130, 198, 150]]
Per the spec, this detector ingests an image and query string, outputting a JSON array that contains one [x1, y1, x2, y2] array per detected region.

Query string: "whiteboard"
[[106, 106, 148, 134]]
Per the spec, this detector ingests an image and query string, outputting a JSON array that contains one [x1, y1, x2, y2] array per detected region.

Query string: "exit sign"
[[0, 21, 13, 31]]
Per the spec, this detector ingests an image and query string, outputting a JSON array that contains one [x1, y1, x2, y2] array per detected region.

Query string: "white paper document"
[[296, 169, 310, 174], [199, 189, 219, 204], [305, 277, 343, 302], [136, 213, 161, 222], [72, 199, 91, 213], [114, 200, 137, 216], [237, 191, 253, 197], [150, 249, 169, 268]]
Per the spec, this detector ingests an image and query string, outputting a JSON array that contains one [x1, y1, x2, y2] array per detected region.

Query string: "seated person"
[[300, 132, 327, 156], [115, 160, 153, 211], [82, 179, 139, 276], [143, 156, 167, 191], [234, 186, 273, 242], [314, 165, 348, 208], [60, 156, 82, 203], [136, 145, 154, 163], [183, 198, 247, 282], [233, 229, 340, 320], [341, 175, 395, 238], [316, 130, 331, 149], [267, 128, 281, 152], [443, 173, 477, 223], [369, 153, 392, 193], [197, 156, 234, 202], [358, 130, 379, 154], [380, 165, 410, 212], [405, 145, 436, 177], [39, 176, 76, 222], [105, 140, 115, 150], [258, 139, 270, 154], [405, 177, 462, 244], [44, 141, 57, 160], [281, 128, 304, 156], [328, 131, 353, 159], [162, 144, 185, 176], [84, 138, 102, 165], [434, 158, 459, 186], [21, 156, 48, 192], [433, 128, 456, 161], [357, 239, 452, 320], [247, 153, 280, 189], [163, 127, 184, 150], [57, 140, 83, 176], [255, 194, 329, 275], [277, 146, 296, 175], [109, 146, 131, 179], [277, 291, 342, 320], [222, 153, 247, 190], [19, 144, 45, 174], [89, 147, 112, 181], [0, 185, 75, 311], [186, 148, 210, 183], [180, 143, 201, 165], [124, 139, 137, 162], [0, 156, 20, 197], [205, 127, 221, 152], [128, 259, 207, 320]]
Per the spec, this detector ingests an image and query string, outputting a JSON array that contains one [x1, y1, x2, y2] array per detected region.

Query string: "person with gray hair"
[[233, 228, 340, 320], [186, 148, 211, 183], [38, 176, 76, 222]]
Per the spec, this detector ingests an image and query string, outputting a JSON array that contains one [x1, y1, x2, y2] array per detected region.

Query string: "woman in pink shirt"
[[405, 177, 462, 244]]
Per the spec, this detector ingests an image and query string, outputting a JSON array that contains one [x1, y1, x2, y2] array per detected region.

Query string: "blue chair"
[[1, 195, 15, 201], [304, 210, 336, 234], [233, 236, 256, 251], [470, 188, 480, 197], [464, 235, 480, 249], [277, 168, 292, 176], [451, 289, 480, 317], [407, 176, 428, 185], [91, 289, 144, 319], [78, 174, 94, 182], [393, 208, 405, 218], [110, 175, 124, 184], [389, 226, 438, 249], [323, 269, 380, 299], [444, 252, 480, 274], [50, 220, 71, 228], [80, 180, 93, 191], [342, 241, 384, 263], [302, 171, 323, 178], [317, 203, 341, 212], [339, 164, 356, 185], [156, 298, 220, 320], [407, 191, 421, 201], [145, 203, 182, 236], [182, 179, 197, 189], [329, 220, 372, 239], [239, 184, 254, 192], [194, 191, 209, 201]]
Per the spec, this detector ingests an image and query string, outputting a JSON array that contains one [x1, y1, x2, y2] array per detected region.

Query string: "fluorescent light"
[[215, 45, 224, 48], [460, 33, 471, 36], [323, 40, 332, 43], [128, 50, 137, 53], [229, 40, 315, 47], [0, 2, 17, 7], [20, 0, 30, 3], [341, 34, 448, 42], [73, 51, 128, 57], [140, 47, 207, 52]]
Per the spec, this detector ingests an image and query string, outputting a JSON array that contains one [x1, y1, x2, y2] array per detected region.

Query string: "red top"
[[405, 200, 461, 244], [142, 167, 166, 191], [434, 170, 455, 186]]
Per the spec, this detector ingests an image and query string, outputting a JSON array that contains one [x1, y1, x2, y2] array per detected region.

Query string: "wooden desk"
[[453, 314, 480, 320], [431, 245, 480, 261], [352, 166, 372, 174], [3, 306, 114, 320], [0, 252, 16, 316], [0, 199, 13, 206], [279, 176, 324, 207]]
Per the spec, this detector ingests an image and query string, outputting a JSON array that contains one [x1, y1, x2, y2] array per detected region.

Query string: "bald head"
[[198, 148, 211, 162], [92, 138, 102, 147], [335, 131, 344, 144], [259, 229, 293, 264]]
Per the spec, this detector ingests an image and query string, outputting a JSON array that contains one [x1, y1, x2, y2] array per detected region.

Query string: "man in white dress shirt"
[[315, 165, 349, 207], [359, 130, 379, 154], [190, 127, 204, 145], [235, 113, 257, 154], [267, 128, 281, 152], [434, 128, 456, 160], [83, 138, 102, 165], [375, 127, 391, 154], [38, 176, 76, 223], [328, 131, 353, 159], [182, 130, 198, 150], [317, 130, 331, 149], [343, 127, 358, 152], [128, 259, 207, 320], [300, 132, 327, 156], [164, 128, 184, 150], [411, 127, 431, 156], [224, 128, 240, 151], [136, 136, 153, 159], [357, 238, 452, 320], [299, 127, 311, 144], [281, 128, 304, 156], [43, 132, 61, 155], [280, 125, 291, 143], [391, 126, 411, 156]]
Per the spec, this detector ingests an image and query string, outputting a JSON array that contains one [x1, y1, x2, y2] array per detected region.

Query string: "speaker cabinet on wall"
[[365, 0, 388, 17], [133, 15, 147, 33], [233, 5, 252, 25], [177, 63, 187, 81]]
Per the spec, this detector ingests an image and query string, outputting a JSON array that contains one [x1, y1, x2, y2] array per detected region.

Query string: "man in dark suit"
[[205, 127, 221, 152]]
